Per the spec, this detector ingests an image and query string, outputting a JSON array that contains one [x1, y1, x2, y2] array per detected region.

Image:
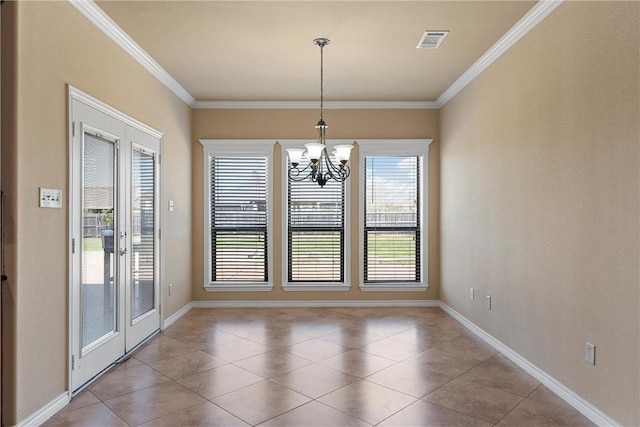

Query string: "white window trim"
[[279, 140, 353, 292], [200, 139, 275, 292], [358, 139, 433, 292]]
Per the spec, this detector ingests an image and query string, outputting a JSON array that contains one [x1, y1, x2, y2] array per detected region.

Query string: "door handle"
[[120, 247, 128, 256]]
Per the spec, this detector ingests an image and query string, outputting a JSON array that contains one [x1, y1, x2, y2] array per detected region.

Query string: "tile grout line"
[[105, 402, 133, 427], [130, 400, 204, 427], [490, 383, 541, 426]]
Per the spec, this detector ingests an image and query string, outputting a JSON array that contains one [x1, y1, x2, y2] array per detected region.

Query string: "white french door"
[[70, 93, 161, 391]]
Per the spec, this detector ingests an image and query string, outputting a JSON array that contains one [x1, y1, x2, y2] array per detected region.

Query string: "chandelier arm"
[[328, 166, 350, 180], [330, 165, 350, 180], [322, 152, 350, 181], [288, 163, 316, 182], [323, 151, 345, 175]]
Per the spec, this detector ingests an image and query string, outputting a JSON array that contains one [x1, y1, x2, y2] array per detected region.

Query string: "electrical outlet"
[[486, 295, 491, 310], [470, 288, 475, 301], [169, 283, 173, 296], [586, 342, 595, 365]]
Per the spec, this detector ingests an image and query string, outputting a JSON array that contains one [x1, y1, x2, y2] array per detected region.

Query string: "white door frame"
[[67, 86, 164, 393]]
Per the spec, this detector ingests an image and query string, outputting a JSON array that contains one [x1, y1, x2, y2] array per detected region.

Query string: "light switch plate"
[[40, 188, 62, 208]]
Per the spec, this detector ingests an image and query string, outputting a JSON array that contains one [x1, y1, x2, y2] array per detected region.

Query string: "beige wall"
[[439, 2, 639, 425], [1, 2, 192, 424], [192, 109, 439, 301]]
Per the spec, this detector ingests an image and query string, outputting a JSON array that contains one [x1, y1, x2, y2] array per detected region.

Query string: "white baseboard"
[[15, 392, 69, 427], [192, 299, 440, 308], [163, 302, 193, 329], [439, 302, 621, 427]]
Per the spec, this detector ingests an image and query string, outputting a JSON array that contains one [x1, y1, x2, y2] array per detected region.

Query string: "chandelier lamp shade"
[[286, 38, 354, 188]]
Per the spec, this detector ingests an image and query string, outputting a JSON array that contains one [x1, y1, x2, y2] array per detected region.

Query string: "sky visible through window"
[[366, 156, 418, 211]]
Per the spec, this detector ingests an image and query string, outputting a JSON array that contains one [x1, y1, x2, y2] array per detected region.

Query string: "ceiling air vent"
[[416, 31, 450, 49]]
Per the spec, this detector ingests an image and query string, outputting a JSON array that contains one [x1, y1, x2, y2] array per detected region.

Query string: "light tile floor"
[[45, 307, 596, 426]]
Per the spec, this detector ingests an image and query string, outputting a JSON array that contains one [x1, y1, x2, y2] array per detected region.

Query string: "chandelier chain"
[[320, 42, 324, 122]]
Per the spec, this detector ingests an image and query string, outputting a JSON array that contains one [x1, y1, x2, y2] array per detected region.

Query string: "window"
[[281, 141, 350, 291], [359, 140, 432, 291], [201, 140, 273, 291]]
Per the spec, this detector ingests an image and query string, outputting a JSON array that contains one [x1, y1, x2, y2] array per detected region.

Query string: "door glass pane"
[[82, 133, 117, 349], [132, 149, 155, 319]]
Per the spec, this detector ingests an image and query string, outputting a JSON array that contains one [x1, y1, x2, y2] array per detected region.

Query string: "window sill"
[[204, 283, 273, 292], [283, 283, 351, 292], [359, 283, 428, 292]]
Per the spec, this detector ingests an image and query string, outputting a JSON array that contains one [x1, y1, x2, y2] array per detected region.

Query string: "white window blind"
[[364, 156, 420, 282], [287, 157, 345, 282], [131, 148, 155, 318], [210, 156, 268, 282]]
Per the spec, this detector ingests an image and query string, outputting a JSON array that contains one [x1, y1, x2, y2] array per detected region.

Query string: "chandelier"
[[286, 38, 353, 188]]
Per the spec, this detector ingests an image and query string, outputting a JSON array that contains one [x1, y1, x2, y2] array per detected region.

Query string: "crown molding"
[[71, 0, 562, 110], [192, 100, 440, 110], [436, 0, 564, 107], [68, 0, 196, 106]]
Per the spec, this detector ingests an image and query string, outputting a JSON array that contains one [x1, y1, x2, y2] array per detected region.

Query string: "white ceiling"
[[94, 1, 538, 104]]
